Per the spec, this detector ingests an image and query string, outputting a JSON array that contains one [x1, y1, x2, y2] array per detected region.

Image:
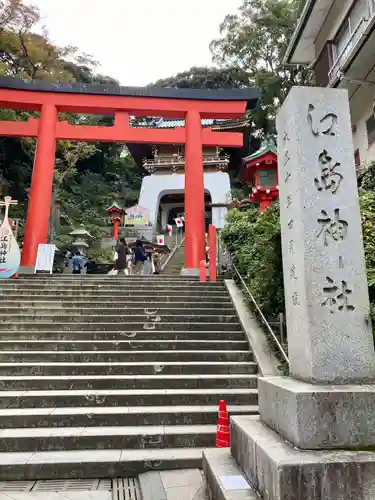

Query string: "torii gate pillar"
[[184, 110, 206, 271], [21, 103, 57, 267]]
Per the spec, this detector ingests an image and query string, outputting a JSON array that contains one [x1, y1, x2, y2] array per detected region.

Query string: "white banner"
[[0, 219, 20, 278], [35, 244, 56, 274]]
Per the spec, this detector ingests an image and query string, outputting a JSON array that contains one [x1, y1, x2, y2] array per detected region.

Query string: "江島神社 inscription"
[[276, 87, 375, 384]]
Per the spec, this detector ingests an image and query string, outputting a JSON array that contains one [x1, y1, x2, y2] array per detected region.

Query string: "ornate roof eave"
[[134, 116, 250, 132], [243, 138, 277, 164], [106, 201, 124, 213]]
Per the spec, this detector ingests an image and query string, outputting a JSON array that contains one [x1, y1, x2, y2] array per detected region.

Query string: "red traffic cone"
[[216, 399, 230, 448]]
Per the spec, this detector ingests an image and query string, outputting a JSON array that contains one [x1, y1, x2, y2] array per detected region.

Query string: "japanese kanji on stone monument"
[[278, 86, 375, 385], [230, 87, 375, 500]]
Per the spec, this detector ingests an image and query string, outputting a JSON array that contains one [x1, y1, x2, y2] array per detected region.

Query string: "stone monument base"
[[258, 376, 375, 449], [231, 415, 375, 500]]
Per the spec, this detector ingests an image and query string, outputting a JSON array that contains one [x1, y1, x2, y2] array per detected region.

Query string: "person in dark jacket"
[[133, 239, 147, 275], [114, 238, 131, 275]]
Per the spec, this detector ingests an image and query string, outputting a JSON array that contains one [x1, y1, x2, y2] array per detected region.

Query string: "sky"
[[32, 0, 243, 87]]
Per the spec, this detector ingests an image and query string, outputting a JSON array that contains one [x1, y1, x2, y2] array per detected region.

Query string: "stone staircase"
[[0, 275, 258, 480], [163, 241, 185, 275]]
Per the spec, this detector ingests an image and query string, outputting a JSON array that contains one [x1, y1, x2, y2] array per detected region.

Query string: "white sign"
[[0, 197, 20, 278], [0, 220, 20, 278], [35, 244, 56, 274]]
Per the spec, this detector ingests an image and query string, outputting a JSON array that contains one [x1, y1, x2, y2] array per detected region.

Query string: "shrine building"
[[242, 138, 279, 212], [128, 117, 250, 232]]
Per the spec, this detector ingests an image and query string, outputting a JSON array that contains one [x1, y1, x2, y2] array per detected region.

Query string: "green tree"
[[222, 203, 284, 317], [151, 66, 250, 89], [210, 0, 312, 136], [0, 0, 143, 258]]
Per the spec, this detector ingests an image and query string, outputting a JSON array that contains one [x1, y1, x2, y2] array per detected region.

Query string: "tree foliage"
[[221, 203, 284, 317], [222, 180, 375, 338], [0, 0, 142, 255], [151, 66, 250, 90], [210, 0, 312, 136]]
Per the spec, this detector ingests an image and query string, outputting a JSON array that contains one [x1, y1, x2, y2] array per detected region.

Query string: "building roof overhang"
[[0, 77, 261, 111], [284, 0, 336, 65]]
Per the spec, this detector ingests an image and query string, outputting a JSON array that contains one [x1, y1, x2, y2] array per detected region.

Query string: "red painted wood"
[[0, 88, 247, 118], [21, 103, 57, 267], [208, 225, 217, 282], [184, 110, 206, 270], [200, 260, 207, 282], [0, 120, 243, 147], [113, 219, 119, 239]]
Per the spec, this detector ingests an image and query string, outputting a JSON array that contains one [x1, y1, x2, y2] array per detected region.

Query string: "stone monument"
[[70, 224, 92, 256], [230, 87, 375, 499]]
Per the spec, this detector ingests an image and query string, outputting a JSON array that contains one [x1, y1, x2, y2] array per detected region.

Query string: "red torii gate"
[[0, 78, 259, 272]]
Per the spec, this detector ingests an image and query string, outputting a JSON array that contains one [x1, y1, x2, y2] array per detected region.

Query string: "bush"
[[222, 191, 375, 332], [221, 203, 284, 318]]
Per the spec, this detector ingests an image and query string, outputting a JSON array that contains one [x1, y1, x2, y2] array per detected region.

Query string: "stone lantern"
[[70, 224, 92, 256], [243, 138, 279, 213], [106, 201, 125, 239]]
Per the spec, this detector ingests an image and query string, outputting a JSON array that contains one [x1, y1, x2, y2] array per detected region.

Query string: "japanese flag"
[[157, 235, 165, 245], [175, 218, 183, 228], [167, 224, 173, 236]]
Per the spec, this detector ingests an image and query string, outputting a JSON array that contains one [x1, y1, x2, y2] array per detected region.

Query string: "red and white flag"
[[174, 217, 183, 228], [157, 235, 165, 245], [167, 224, 173, 236]]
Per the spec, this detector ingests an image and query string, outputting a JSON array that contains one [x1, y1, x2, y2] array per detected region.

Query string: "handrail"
[[160, 234, 185, 272], [231, 261, 289, 366]]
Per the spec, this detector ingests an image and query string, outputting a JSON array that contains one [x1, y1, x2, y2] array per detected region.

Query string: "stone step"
[[0, 307, 235, 316], [0, 361, 257, 376], [0, 300, 233, 309], [0, 388, 258, 409], [0, 339, 248, 351], [0, 447, 206, 480], [0, 283, 225, 291], [0, 330, 245, 341], [19, 275, 194, 280], [0, 374, 258, 391], [0, 424, 219, 453], [2, 322, 243, 332], [203, 448, 257, 500], [0, 350, 251, 363], [0, 291, 230, 299], [0, 313, 239, 323], [0, 405, 258, 428]]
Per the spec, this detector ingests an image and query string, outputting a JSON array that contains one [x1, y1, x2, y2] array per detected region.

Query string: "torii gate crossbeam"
[[0, 77, 260, 273]]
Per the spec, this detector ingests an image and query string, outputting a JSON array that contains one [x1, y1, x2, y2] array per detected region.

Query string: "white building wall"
[[351, 84, 375, 164], [314, 0, 354, 57], [138, 171, 231, 230]]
